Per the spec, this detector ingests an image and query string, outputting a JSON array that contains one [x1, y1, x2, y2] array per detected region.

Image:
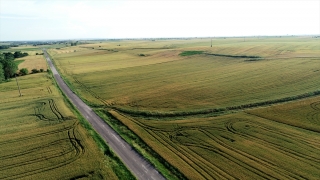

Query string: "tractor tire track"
[[47, 87, 52, 94], [224, 119, 320, 167], [0, 123, 85, 180]]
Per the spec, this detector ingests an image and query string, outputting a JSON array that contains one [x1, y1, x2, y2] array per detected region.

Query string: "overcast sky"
[[0, 0, 319, 41]]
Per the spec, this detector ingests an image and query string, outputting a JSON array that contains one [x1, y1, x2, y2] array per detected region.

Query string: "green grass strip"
[[179, 51, 204, 56], [95, 109, 187, 180], [14, 59, 25, 66]]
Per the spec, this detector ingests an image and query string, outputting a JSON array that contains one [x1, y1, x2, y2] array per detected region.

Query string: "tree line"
[[0, 45, 19, 49], [0, 51, 28, 83]]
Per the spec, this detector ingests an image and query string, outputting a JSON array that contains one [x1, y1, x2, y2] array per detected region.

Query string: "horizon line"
[[1, 34, 320, 42]]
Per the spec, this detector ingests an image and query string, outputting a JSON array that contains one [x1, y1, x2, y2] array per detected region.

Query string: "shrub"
[[40, 69, 44, 72], [31, 68, 39, 73], [19, 68, 28, 75]]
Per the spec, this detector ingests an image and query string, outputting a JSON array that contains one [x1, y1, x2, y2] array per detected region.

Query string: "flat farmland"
[[48, 37, 320, 179], [49, 37, 320, 112], [0, 62, 123, 179]]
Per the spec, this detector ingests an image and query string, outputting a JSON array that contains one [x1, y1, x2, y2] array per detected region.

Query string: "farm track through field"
[[0, 121, 85, 180]]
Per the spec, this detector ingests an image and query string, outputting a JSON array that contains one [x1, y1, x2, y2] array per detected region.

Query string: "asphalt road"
[[43, 49, 165, 180]]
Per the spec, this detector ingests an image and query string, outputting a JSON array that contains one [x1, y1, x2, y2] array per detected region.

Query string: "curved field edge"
[[113, 90, 320, 118], [45, 54, 135, 180], [46, 50, 184, 180]]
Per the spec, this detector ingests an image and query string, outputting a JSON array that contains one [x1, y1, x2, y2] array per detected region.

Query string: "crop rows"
[[50, 37, 320, 179], [109, 109, 320, 179], [0, 120, 85, 180]]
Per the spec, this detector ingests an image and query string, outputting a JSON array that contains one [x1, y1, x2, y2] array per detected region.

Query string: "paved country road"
[[43, 49, 165, 180]]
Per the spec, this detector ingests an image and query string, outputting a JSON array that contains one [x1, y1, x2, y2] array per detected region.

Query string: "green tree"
[[3, 60, 18, 79], [20, 68, 28, 75], [14, 51, 28, 58], [3, 52, 14, 60], [0, 63, 5, 83]]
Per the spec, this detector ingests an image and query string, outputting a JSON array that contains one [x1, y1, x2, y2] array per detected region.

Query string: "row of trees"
[[0, 51, 28, 83], [19, 68, 44, 76], [0, 44, 19, 49], [70, 41, 79, 46]]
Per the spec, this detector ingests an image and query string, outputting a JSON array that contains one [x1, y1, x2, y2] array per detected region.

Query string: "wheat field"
[[48, 36, 320, 179]]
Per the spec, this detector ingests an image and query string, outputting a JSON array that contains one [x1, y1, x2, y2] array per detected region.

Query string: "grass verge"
[[46, 51, 135, 180], [95, 109, 186, 180]]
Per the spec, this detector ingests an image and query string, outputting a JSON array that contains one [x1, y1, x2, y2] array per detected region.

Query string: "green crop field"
[[48, 36, 320, 179], [0, 52, 133, 179]]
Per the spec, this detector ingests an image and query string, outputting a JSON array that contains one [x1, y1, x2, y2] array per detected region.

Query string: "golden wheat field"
[[107, 95, 320, 179], [48, 36, 320, 179], [16, 54, 48, 71], [0, 59, 119, 179], [49, 37, 320, 112]]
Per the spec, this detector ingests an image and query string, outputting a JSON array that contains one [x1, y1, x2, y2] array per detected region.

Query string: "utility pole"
[[15, 74, 22, 97], [211, 38, 212, 47]]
